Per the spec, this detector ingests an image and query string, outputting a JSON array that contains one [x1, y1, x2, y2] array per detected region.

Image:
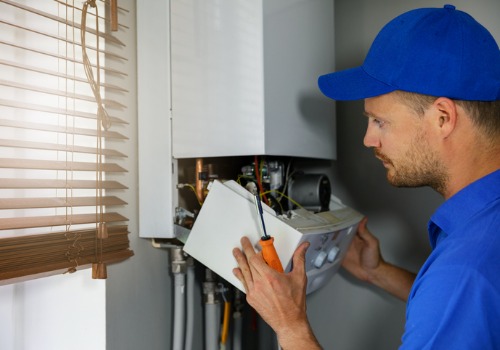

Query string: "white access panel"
[[170, 0, 336, 159], [184, 180, 304, 292]]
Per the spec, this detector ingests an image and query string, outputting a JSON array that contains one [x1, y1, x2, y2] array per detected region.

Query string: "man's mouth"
[[374, 149, 392, 167]]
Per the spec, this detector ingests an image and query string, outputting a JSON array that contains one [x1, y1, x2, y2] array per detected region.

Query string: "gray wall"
[[104, 1, 499, 350], [305, 1, 500, 350]]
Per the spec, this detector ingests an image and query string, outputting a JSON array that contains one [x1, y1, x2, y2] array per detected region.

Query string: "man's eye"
[[371, 118, 385, 127]]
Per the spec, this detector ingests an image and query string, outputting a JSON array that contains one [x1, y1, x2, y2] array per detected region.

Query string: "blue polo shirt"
[[400, 169, 500, 349]]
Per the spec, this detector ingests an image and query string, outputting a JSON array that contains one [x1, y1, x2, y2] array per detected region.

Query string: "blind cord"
[[63, 0, 81, 274], [81, 0, 111, 131], [82, 0, 108, 276]]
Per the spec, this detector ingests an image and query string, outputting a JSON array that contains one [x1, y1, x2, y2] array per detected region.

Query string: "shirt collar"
[[428, 169, 500, 249]]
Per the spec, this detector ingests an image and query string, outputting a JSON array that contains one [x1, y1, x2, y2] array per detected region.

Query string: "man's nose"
[[363, 125, 380, 148]]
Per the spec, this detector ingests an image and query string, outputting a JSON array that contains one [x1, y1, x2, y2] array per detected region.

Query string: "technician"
[[232, 5, 500, 349]]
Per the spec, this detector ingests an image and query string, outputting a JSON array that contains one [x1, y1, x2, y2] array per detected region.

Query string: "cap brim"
[[318, 66, 396, 101]]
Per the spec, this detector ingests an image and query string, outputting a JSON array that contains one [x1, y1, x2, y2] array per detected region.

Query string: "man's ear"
[[432, 97, 458, 139]]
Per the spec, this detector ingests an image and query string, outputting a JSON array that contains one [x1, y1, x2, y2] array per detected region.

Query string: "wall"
[[0, 274, 106, 350], [304, 1, 500, 350], [105, 1, 176, 349]]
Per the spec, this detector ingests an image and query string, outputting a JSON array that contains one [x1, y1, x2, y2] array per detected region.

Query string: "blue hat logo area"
[[318, 4, 500, 101]]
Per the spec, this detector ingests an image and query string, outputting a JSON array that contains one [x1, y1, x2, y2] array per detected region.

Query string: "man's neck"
[[443, 147, 500, 200]]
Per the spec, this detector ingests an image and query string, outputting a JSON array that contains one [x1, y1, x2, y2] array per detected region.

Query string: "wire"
[[277, 160, 296, 203], [177, 183, 203, 206], [262, 192, 284, 213], [235, 174, 254, 185], [254, 155, 270, 205], [259, 158, 270, 205], [261, 190, 303, 210]]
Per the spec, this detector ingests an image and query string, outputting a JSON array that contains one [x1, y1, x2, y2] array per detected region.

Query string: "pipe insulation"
[[205, 303, 219, 350], [185, 262, 195, 350], [173, 273, 186, 350], [232, 310, 243, 350]]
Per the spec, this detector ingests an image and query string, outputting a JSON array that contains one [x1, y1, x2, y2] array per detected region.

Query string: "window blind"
[[0, 0, 133, 284]]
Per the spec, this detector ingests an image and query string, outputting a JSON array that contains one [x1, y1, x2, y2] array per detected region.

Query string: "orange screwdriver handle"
[[259, 237, 284, 273]]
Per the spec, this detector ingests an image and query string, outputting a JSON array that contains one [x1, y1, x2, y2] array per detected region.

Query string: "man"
[[232, 5, 500, 349]]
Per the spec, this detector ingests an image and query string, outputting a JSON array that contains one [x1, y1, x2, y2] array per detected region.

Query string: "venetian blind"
[[0, 0, 133, 284]]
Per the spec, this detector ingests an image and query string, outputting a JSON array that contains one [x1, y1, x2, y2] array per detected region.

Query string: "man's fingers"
[[357, 217, 369, 235], [233, 236, 261, 291], [233, 246, 253, 291], [240, 236, 269, 276], [240, 236, 257, 257], [232, 265, 249, 292], [291, 241, 310, 273], [355, 217, 376, 243]]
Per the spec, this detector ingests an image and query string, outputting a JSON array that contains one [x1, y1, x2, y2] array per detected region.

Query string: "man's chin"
[[386, 173, 428, 189]]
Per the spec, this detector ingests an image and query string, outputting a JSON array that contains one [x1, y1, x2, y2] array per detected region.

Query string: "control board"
[[279, 207, 362, 294]]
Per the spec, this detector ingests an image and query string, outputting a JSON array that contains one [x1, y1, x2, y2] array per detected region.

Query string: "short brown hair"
[[395, 91, 500, 141]]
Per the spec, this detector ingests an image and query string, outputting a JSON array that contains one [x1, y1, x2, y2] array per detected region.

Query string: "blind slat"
[[0, 178, 127, 190], [53, 0, 130, 31], [0, 98, 128, 125], [0, 18, 128, 60], [0, 119, 128, 139], [0, 39, 127, 76], [0, 242, 132, 268], [0, 78, 126, 109], [0, 159, 127, 172], [1, 0, 125, 46], [0, 196, 127, 210], [0, 225, 128, 248], [0, 58, 128, 93], [0, 228, 129, 260], [0, 212, 128, 231], [0, 250, 134, 285], [0, 138, 127, 157], [0, 226, 133, 284]]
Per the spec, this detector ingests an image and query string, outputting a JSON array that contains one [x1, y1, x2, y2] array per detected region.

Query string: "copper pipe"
[[195, 158, 204, 204]]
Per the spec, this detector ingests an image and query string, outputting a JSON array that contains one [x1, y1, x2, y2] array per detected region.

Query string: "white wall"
[[0, 274, 105, 350]]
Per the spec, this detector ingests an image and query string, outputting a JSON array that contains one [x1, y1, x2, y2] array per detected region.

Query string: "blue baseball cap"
[[318, 5, 500, 101]]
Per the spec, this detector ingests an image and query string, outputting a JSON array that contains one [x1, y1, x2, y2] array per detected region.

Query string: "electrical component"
[[287, 173, 331, 212]]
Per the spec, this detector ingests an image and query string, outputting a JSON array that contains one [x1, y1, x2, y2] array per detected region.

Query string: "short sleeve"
[[400, 265, 500, 350]]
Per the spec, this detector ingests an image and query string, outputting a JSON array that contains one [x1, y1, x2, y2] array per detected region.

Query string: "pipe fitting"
[[170, 247, 188, 274], [203, 268, 219, 305]]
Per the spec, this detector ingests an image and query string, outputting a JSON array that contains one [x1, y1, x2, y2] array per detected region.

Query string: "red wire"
[[254, 155, 269, 205]]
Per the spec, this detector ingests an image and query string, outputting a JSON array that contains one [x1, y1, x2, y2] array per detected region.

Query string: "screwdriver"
[[254, 193, 284, 273]]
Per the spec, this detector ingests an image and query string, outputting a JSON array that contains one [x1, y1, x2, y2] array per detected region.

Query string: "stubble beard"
[[374, 133, 449, 195]]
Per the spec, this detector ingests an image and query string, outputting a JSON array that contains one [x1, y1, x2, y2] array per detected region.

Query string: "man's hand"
[[342, 217, 416, 302], [342, 217, 384, 283], [232, 237, 322, 350]]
